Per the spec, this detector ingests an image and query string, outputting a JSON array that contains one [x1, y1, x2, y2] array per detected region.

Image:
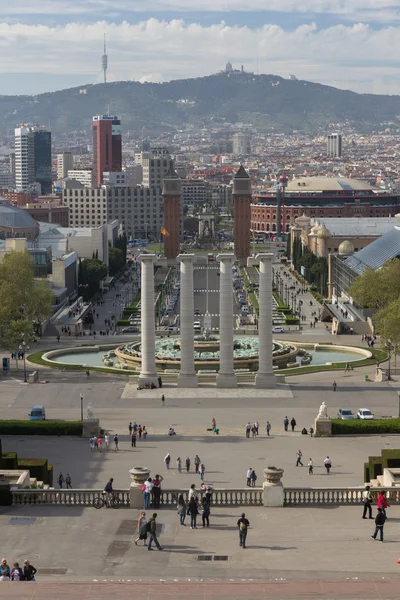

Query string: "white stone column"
[[177, 254, 198, 388], [217, 254, 237, 388], [255, 253, 276, 388], [138, 254, 158, 386]]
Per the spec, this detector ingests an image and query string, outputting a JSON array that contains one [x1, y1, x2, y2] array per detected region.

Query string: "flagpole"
[[159, 232, 162, 255]]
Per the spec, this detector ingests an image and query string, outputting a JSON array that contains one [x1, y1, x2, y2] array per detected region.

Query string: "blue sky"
[[1, 1, 400, 95]]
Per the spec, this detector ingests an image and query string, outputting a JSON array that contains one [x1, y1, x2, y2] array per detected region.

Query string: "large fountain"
[[114, 334, 298, 372]]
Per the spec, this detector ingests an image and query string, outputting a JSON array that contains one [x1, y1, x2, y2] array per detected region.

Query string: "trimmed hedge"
[[285, 317, 300, 324], [117, 319, 131, 326], [0, 421, 83, 436], [0, 452, 18, 470], [18, 458, 50, 484], [332, 418, 400, 435]]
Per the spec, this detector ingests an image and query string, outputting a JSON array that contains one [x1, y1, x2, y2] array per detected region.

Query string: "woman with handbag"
[[134, 511, 148, 546]]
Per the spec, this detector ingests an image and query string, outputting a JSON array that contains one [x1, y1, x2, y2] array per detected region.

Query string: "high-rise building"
[[57, 152, 74, 179], [327, 133, 342, 158], [92, 115, 122, 187], [33, 127, 52, 194], [141, 147, 174, 188], [233, 133, 250, 156], [15, 126, 52, 194], [15, 127, 34, 191]]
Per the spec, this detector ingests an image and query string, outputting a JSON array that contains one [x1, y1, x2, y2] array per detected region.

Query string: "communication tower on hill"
[[102, 34, 108, 84]]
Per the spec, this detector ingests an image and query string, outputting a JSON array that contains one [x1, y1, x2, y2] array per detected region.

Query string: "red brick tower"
[[233, 165, 251, 264], [162, 166, 181, 260]]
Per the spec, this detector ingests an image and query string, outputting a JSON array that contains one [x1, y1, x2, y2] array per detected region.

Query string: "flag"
[[251, 229, 255, 238], [160, 227, 169, 236]]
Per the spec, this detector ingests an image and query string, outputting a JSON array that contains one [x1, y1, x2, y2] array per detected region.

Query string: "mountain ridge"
[[1, 73, 399, 136]]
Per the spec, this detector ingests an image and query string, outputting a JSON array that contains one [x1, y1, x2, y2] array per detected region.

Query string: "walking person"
[[188, 496, 199, 529], [128, 422, 133, 435], [143, 426, 147, 440], [324, 456, 332, 474], [194, 454, 201, 473], [104, 433, 110, 451], [164, 453, 171, 470], [138, 425, 142, 440], [377, 491, 390, 520], [290, 417, 297, 432], [308, 458, 313, 475], [65, 473, 72, 489], [250, 469, 257, 487], [202, 497, 210, 527], [254, 420, 259, 435], [200, 464, 205, 482], [177, 494, 187, 526], [147, 514, 164, 550], [371, 508, 385, 543], [296, 450, 303, 467], [332, 381, 337, 392], [237, 513, 250, 549], [113, 434, 119, 451], [185, 457, 191, 473], [283, 416, 289, 432], [245, 422, 251, 438], [152, 474, 163, 509], [266, 421, 271, 436], [211, 417, 216, 431], [131, 431, 137, 448], [161, 394, 165, 407], [134, 511, 148, 546], [362, 485, 373, 519], [177, 457, 182, 473], [251, 424, 257, 438], [57, 472, 64, 489], [246, 467, 252, 487]]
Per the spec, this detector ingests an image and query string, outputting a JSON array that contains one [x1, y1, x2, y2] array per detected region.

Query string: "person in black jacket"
[[371, 508, 385, 542], [23, 560, 37, 581]]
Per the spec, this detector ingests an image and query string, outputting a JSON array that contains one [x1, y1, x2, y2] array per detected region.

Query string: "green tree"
[[0, 251, 53, 350], [78, 258, 108, 299], [348, 260, 400, 309], [375, 298, 400, 347], [108, 247, 124, 276]]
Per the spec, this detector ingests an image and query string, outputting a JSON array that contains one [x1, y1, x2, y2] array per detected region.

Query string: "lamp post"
[[22, 341, 27, 383], [80, 392, 84, 421]]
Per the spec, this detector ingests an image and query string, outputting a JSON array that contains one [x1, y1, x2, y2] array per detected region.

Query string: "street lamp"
[[22, 341, 27, 383], [144, 222, 149, 241], [80, 393, 84, 421]]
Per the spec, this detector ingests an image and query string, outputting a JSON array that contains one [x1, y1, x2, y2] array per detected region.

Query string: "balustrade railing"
[[284, 487, 400, 506], [11, 489, 130, 507], [159, 488, 263, 506]]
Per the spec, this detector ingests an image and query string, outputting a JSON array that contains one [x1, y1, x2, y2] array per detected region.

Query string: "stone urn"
[[263, 466, 284, 484], [129, 466, 150, 486]]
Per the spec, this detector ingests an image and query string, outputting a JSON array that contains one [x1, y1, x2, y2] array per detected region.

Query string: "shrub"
[[122, 308, 137, 316], [0, 421, 82, 436], [48, 464, 53, 487], [18, 458, 49, 484], [332, 418, 400, 435], [285, 317, 300, 324], [0, 485, 12, 506], [117, 319, 131, 326], [0, 452, 18, 470]]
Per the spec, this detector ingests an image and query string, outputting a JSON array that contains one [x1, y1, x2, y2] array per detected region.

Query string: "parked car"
[[29, 405, 46, 421], [357, 408, 374, 420], [194, 321, 201, 331], [272, 326, 285, 333], [194, 309, 201, 315], [337, 408, 355, 420], [121, 327, 139, 334]]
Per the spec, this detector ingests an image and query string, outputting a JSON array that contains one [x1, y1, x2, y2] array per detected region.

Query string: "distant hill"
[[1, 73, 400, 136]]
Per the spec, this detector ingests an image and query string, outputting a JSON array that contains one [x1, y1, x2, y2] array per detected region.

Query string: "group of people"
[[178, 484, 212, 529], [362, 334, 376, 348], [295, 452, 332, 475], [245, 421, 260, 437], [362, 487, 390, 542], [57, 472, 72, 489], [164, 454, 206, 479], [129, 422, 148, 446], [141, 475, 164, 509], [246, 468, 258, 487], [0, 558, 37, 582], [90, 433, 119, 452]]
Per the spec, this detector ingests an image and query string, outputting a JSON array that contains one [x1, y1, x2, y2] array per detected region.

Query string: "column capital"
[[177, 253, 196, 264], [255, 253, 274, 263], [138, 254, 157, 264], [217, 253, 235, 264]]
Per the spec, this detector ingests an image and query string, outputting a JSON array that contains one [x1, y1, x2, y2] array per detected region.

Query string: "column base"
[[177, 373, 198, 388], [255, 372, 276, 389], [216, 373, 238, 388], [138, 373, 159, 387]]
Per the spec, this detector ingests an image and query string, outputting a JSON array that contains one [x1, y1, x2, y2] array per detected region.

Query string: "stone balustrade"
[[284, 486, 400, 506], [159, 488, 263, 506], [11, 489, 130, 507]]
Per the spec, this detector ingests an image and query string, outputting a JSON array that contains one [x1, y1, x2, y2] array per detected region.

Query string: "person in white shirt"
[[308, 458, 313, 475], [246, 468, 252, 487], [324, 456, 332, 474], [104, 434, 110, 450], [188, 484, 198, 502], [143, 478, 153, 509]]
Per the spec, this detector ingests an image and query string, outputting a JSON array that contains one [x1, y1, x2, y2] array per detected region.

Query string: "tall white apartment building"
[[327, 133, 343, 158], [141, 147, 174, 188], [15, 127, 34, 191], [232, 132, 250, 156], [57, 152, 74, 179]]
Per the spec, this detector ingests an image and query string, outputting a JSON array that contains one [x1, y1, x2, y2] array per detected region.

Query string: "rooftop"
[[344, 226, 400, 275], [0, 201, 37, 229], [268, 176, 382, 194], [310, 217, 400, 237]]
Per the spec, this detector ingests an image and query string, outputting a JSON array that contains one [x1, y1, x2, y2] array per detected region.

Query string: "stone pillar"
[[177, 254, 198, 388], [216, 254, 237, 388], [262, 467, 284, 507], [162, 166, 181, 260], [255, 253, 276, 388], [314, 417, 332, 437], [138, 254, 158, 387], [129, 467, 150, 509], [233, 165, 251, 266]]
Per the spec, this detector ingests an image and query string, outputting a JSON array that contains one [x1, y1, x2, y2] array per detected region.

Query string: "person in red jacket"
[[377, 491, 390, 520]]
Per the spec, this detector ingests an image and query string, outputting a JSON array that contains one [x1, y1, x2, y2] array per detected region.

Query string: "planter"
[[263, 467, 284, 484], [129, 466, 150, 485]]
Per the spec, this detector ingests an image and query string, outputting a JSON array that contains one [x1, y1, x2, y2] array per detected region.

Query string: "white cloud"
[[0, 0, 400, 21], [0, 19, 400, 94]]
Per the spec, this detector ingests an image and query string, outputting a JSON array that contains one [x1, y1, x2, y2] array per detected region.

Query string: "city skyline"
[[0, 0, 400, 95]]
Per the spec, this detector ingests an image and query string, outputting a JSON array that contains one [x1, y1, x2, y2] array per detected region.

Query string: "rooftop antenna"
[[102, 33, 108, 84]]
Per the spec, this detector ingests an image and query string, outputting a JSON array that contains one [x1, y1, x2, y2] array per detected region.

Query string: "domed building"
[[338, 240, 354, 255], [251, 176, 400, 235], [0, 201, 39, 241]]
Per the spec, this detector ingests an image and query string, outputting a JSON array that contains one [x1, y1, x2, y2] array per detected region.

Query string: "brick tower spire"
[[233, 165, 251, 264], [162, 165, 181, 260]]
